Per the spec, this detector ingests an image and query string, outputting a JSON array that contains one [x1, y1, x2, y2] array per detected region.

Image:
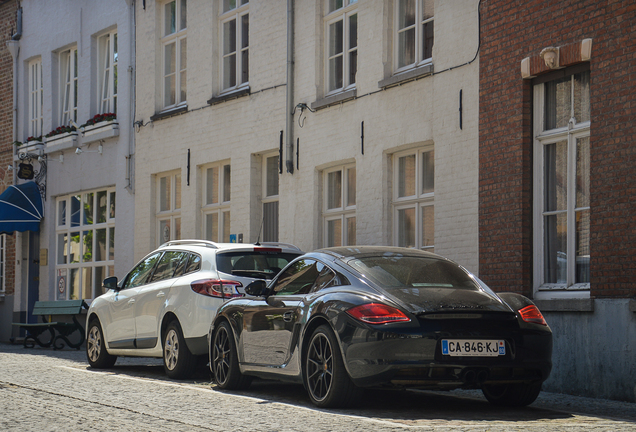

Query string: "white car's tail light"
[[191, 279, 243, 299]]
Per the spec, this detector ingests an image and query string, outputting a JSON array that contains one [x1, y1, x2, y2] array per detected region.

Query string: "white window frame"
[[394, 0, 434, 74], [28, 58, 43, 138], [324, 0, 358, 95], [98, 31, 118, 114], [59, 47, 78, 126], [262, 152, 280, 242], [0, 234, 6, 293], [323, 164, 356, 247], [161, 0, 187, 109], [157, 172, 182, 245], [392, 147, 434, 251], [219, 0, 249, 93], [202, 162, 231, 243], [55, 189, 116, 301], [533, 72, 591, 298]]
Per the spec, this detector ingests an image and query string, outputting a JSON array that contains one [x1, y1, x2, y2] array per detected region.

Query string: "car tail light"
[[346, 303, 411, 324], [191, 279, 243, 299], [518, 305, 547, 326]]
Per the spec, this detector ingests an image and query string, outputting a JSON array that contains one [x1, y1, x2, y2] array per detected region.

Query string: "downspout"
[[126, 0, 136, 192], [285, 0, 294, 173], [7, 7, 22, 185]]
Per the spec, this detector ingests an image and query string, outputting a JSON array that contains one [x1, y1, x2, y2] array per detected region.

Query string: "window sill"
[[208, 87, 250, 106], [534, 299, 594, 312], [150, 105, 188, 122], [311, 88, 357, 111], [378, 63, 434, 89], [44, 132, 79, 155]]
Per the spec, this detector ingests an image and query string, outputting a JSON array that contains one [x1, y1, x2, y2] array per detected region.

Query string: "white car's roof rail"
[[161, 239, 219, 249], [258, 242, 302, 252]]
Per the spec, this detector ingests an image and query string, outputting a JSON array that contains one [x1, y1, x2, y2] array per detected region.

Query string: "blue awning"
[[0, 182, 43, 234]]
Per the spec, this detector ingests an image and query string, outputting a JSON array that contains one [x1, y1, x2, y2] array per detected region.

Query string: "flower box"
[[83, 120, 119, 144], [45, 131, 78, 154]]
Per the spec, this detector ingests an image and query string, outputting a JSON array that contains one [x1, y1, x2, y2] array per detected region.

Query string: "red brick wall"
[[479, 0, 636, 298], [0, 0, 18, 296]]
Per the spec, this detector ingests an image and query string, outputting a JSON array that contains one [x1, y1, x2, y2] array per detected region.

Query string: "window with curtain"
[[202, 162, 231, 243], [393, 147, 434, 251], [98, 31, 118, 114], [220, 0, 249, 92], [157, 172, 182, 245], [323, 164, 356, 247], [162, 0, 187, 108], [534, 69, 590, 291], [395, 0, 434, 72], [324, 0, 357, 94]]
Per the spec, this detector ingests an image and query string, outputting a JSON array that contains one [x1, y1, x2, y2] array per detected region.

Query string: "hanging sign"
[[17, 163, 34, 180]]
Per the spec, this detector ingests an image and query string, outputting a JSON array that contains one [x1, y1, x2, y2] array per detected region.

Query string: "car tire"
[[86, 319, 117, 369], [482, 382, 542, 407], [163, 320, 197, 379], [304, 324, 361, 408], [211, 321, 252, 390]]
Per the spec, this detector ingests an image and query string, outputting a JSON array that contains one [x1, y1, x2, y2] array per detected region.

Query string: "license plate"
[[441, 339, 505, 357]]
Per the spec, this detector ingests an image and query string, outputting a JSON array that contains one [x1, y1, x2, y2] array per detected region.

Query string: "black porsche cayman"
[[209, 246, 552, 408]]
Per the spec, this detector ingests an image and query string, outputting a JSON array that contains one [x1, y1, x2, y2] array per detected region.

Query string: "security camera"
[[75, 147, 82, 155]]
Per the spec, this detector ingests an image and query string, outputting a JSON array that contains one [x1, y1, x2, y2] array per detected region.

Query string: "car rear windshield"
[[349, 255, 480, 291], [216, 251, 300, 280]]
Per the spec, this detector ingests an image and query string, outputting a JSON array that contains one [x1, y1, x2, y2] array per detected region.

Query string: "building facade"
[[133, 0, 481, 279], [0, 0, 19, 341], [479, 0, 636, 401], [3, 0, 135, 339]]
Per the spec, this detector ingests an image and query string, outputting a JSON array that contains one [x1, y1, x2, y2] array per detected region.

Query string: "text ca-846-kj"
[[209, 246, 552, 408]]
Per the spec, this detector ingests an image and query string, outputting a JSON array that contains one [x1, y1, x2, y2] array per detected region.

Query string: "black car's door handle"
[[283, 311, 294, 322]]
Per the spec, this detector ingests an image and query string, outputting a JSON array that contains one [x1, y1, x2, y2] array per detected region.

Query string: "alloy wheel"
[[306, 332, 333, 401], [87, 325, 102, 363], [164, 328, 180, 371], [213, 326, 231, 385]]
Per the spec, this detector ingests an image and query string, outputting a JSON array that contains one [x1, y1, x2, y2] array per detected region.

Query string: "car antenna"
[[255, 216, 264, 246]]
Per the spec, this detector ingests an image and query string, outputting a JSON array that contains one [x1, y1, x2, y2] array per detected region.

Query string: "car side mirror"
[[245, 280, 268, 297], [103, 276, 119, 291]]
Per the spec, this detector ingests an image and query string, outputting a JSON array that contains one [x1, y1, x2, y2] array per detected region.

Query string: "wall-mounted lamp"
[[69, 119, 85, 134], [75, 144, 103, 155], [293, 102, 315, 128], [7, 165, 13, 171], [540, 46, 559, 69]]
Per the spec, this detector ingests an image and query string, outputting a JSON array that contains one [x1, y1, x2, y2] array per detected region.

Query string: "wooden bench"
[[12, 300, 88, 350]]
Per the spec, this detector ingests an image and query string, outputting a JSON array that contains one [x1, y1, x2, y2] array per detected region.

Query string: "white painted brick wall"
[[134, 0, 480, 273]]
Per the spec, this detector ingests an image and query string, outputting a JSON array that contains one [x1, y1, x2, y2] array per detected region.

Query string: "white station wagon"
[[85, 240, 301, 379]]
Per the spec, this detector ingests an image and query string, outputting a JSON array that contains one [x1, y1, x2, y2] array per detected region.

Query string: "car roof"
[[314, 245, 442, 260], [156, 239, 302, 254]]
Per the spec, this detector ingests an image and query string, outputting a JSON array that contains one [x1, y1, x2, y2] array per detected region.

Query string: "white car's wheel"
[[86, 319, 117, 369], [163, 320, 196, 379]]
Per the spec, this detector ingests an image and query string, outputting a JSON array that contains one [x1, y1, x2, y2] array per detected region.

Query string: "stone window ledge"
[[311, 88, 357, 111], [534, 299, 594, 312], [378, 63, 433, 89], [150, 105, 188, 122], [208, 87, 250, 106]]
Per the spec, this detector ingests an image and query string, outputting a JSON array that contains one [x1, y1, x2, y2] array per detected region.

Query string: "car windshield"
[[216, 251, 300, 280], [348, 254, 480, 291]]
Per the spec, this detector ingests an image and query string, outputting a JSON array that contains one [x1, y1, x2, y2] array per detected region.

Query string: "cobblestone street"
[[0, 343, 634, 431]]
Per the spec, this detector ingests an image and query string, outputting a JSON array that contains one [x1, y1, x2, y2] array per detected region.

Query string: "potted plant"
[[82, 112, 119, 143]]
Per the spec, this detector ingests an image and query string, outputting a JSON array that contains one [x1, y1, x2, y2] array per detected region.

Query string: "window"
[[324, 0, 357, 94], [149, 251, 189, 283], [323, 164, 356, 247], [162, 0, 187, 108], [220, 0, 249, 92], [0, 234, 5, 293], [98, 31, 118, 114], [157, 172, 182, 245], [392, 147, 434, 251], [56, 189, 116, 300], [395, 0, 434, 72], [123, 252, 162, 289], [262, 153, 279, 242], [59, 47, 78, 125], [202, 162, 230, 242], [533, 69, 590, 292], [28, 58, 43, 138], [271, 259, 338, 296]]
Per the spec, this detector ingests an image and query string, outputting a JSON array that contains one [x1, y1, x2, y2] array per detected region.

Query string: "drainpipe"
[[126, 0, 136, 192], [285, 0, 294, 173], [7, 14, 21, 184]]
